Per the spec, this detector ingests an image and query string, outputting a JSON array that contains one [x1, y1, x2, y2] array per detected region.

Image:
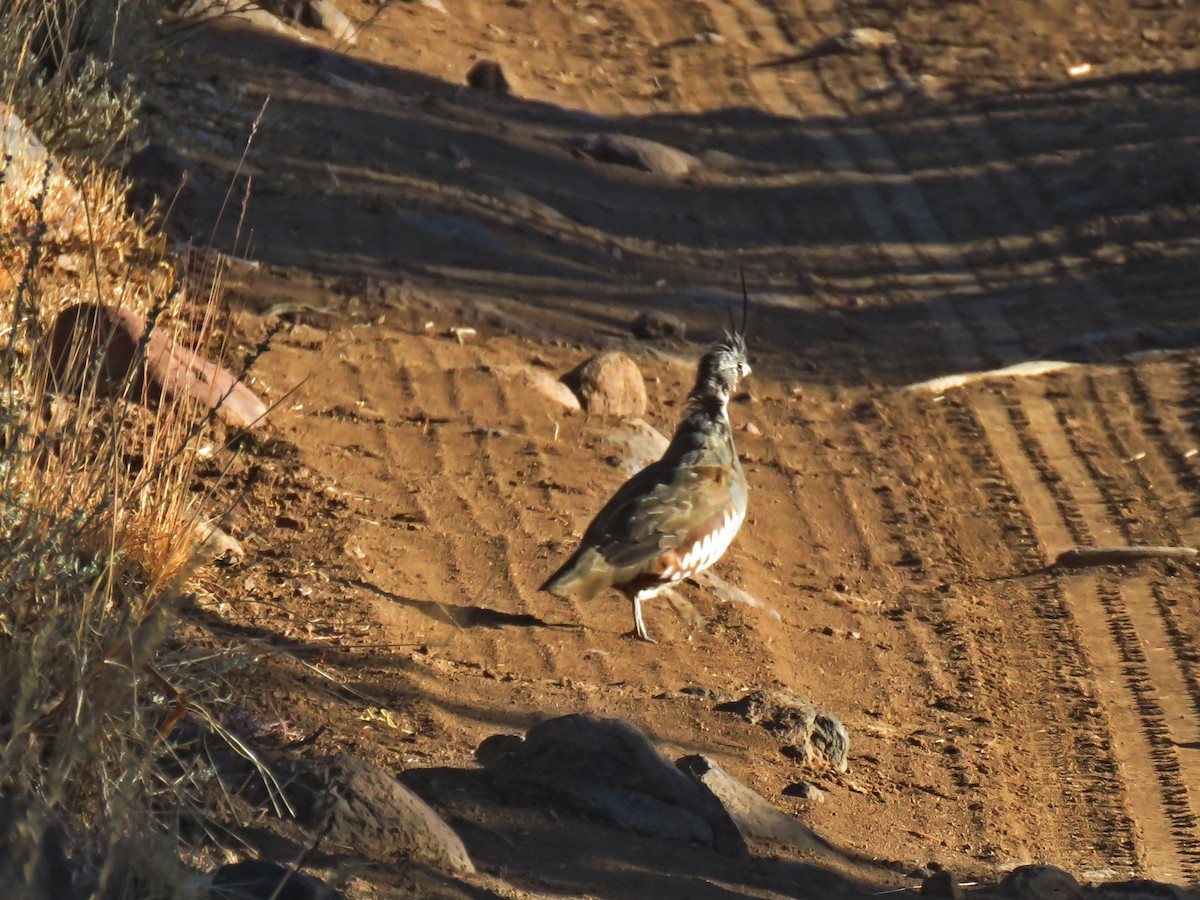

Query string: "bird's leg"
[[629, 593, 657, 643]]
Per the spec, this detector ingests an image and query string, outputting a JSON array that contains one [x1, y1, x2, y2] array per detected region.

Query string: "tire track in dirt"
[[1072, 370, 1200, 741], [971, 363, 1198, 877], [1038, 376, 1200, 866], [1089, 366, 1200, 712], [929, 390, 1121, 837], [459, 407, 623, 685], [776, 0, 1200, 872], [379, 337, 568, 680], [697, 0, 1191, 874], [905, 82, 1200, 870], [671, 0, 1047, 856], [1121, 364, 1200, 546]]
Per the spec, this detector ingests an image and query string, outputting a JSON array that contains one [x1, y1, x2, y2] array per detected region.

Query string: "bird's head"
[[692, 332, 751, 401]]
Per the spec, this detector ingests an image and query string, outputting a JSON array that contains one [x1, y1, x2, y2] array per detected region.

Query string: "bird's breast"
[[659, 504, 746, 582]]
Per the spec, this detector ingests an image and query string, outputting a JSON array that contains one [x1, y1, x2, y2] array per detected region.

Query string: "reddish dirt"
[[137, 0, 1200, 895]]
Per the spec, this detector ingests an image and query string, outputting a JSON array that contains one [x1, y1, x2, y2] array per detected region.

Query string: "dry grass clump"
[[0, 1, 260, 894]]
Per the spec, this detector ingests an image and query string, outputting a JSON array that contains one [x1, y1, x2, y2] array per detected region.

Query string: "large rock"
[[675, 754, 835, 856], [47, 302, 268, 429], [476, 713, 746, 857], [566, 133, 702, 179], [0, 102, 86, 242], [715, 690, 850, 773], [294, 755, 475, 875], [996, 865, 1082, 899], [564, 351, 647, 417]]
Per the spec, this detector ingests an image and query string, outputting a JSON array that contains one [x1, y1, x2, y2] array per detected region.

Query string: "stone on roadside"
[[715, 690, 850, 773], [302, 0, 358, 43], [47, 303, 268, 430], [566, 133, 702, 179], [563, 351, 647, 417], [490, 364, 580, 411], [675, 754, 836, 856], [631, 310, 687, 341], [477, 713, 746, 857], [782, 780, 825, 803], [293, 755, 475, 875], [997, 865, 1082, 900], [466, 60, 510, 94], [919, 869, 964, 899]]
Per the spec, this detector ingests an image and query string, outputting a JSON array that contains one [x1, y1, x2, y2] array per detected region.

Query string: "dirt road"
[[149, 0, 1200, 893]]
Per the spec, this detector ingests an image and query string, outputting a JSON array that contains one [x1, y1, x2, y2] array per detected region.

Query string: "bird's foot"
[[622, 628, 658, 644]]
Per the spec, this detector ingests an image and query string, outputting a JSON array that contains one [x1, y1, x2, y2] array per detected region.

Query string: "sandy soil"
[[137, 0, 1200, 895]]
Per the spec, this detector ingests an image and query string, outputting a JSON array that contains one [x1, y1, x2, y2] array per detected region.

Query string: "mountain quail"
[[541, 331, 752, 642]]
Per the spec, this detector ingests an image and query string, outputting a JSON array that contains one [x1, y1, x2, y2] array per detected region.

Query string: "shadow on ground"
[[143, 21, 1200, 389]]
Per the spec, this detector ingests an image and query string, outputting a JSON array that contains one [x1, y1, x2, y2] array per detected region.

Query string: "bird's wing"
[[581, 459, 737, 572]]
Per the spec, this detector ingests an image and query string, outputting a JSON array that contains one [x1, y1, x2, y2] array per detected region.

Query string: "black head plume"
[[723, 265, 750, 347], [738, 265, 749, 336]]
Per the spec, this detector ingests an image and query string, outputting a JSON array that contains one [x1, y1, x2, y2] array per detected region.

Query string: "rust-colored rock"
[[564, 351, 647, 417], [48, 303, 268, 429]]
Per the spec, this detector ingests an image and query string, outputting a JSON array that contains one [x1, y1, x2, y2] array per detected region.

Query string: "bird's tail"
[[540, 547, 612, 602]]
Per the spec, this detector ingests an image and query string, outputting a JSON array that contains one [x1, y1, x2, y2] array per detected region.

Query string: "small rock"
[[715, 690, 850, 773], [920, 869, 964, 899], [474, 733, 525, 768], [563, 351, 647, 417], [294, 755, 474, 875], [566, 133, 702, 179], [478, 714, 746, 857], [47, 303, 268, 430], [491, 365, 581, 411], [209, 859, 339, 900], [466, 60, 510, 94], [676, 754, 834, 855], [998, 865, 1082, 900], [781, 781, 825, 803], [302, 0, 358, 43], [631, 310, 687, 341], [744, 422, 762, 436], [600, 416, 668, 474]]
